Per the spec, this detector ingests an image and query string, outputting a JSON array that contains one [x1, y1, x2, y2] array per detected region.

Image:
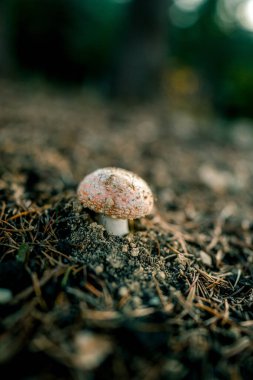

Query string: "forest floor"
[[0, 79, 253, 380]]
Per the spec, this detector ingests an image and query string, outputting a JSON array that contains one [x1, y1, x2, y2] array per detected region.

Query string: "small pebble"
[[132, 296, 142, 306], [0, 288, 13, 304], [199, 250, 212, 267], [122, 245, 128, 253], [157, 271, 166, 281], [131, 248, 139, 257], [118, 286, 129, 297], [149, 297, 161, 306], [134, 265, 144, 275], [95, 264, 104, 274]]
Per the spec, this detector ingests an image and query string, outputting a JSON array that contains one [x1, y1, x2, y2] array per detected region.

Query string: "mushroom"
[[77, 167, 154, 236]]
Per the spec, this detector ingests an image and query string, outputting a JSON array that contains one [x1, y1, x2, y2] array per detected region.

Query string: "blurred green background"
[[1, 0, 253, 118]]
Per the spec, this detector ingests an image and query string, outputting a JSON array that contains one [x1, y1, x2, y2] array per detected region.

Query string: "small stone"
[[74, 332, 112, 370], [131, 248, 139, 257], [149, 297, 161, 306], [0, 288, 13, 304], [132, 296, 142, 306], [157, 271, 166, 281], [121, 245, 128, 253], [95, 264, 104, 274], [134, 265, 144, 275], [118, 286, 129, 297], [199, 250, 212, 267]]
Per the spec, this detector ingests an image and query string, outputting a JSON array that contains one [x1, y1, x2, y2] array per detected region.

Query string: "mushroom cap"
[[77, 167, 154, 219]]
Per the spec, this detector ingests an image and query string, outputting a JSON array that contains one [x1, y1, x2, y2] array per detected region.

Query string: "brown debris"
[[0, 80, 253, 379]]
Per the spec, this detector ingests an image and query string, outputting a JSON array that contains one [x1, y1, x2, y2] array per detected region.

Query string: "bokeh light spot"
[[174, 0, 206, 12], [236, 0, 253, 32]]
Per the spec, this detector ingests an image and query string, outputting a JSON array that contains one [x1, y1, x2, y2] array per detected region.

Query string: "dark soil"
[[0, 79, 253, 380]]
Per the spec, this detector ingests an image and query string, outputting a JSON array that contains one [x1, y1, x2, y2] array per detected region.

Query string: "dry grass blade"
[[1, 80, 253, 379]]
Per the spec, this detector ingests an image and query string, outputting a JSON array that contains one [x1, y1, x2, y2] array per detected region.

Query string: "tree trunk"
[[0, 1, 13, 76], [110, 0, 169, 100]]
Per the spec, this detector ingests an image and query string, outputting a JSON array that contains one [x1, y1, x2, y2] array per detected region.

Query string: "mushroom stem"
[[98, 214, 129, 236]]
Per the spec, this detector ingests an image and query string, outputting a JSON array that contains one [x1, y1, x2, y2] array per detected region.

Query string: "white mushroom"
[[77, 167, 154, 236]]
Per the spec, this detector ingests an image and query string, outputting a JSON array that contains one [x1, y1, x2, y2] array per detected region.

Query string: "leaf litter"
[[0, 79, 253, 379]]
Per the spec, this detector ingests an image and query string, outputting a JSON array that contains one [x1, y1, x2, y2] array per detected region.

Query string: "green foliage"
[[169, 0, 253, 118], [6, 0, 126, 80], [61, 0, 126, 71], [4, 0, 253, 117]]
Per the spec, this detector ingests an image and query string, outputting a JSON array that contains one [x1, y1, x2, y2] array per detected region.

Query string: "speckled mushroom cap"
[[77, 167, 154, 219]]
